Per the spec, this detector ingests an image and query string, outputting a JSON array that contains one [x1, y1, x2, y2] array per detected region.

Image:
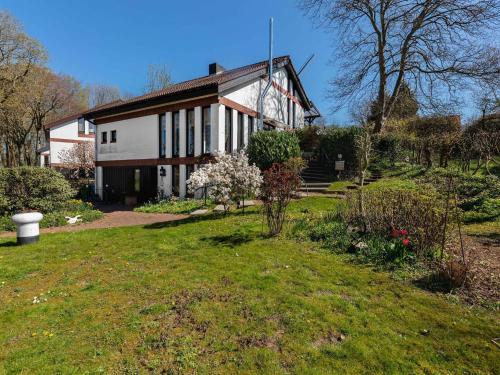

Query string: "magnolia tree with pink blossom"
[[187, 151, 262, 211]]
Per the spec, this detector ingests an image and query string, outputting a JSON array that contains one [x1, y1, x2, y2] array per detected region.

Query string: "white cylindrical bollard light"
[[11, 212, 43, 245]]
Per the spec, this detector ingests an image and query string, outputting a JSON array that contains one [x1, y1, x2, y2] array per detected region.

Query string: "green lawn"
[[0, 198, 498, 374]]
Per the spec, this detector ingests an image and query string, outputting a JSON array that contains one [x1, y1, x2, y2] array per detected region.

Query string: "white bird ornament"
[[65, 215, 82, 225]]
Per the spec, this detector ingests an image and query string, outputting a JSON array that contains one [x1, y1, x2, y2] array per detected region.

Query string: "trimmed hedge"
[[246, 131, 301, 170], [0, 167, 75, 215], [319, 127, 362, 168]]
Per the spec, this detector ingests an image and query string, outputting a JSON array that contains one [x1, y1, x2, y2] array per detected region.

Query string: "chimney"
[[209, 63, 225, 75]]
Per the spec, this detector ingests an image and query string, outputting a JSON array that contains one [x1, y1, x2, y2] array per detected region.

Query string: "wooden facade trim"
[[96, 155, 214, 168], [271, 81, 304, 108], [50, 138, 93, 144], [77, 133, 96, 138], [218, 97, 259, 118], [94, 96, 219, 125]]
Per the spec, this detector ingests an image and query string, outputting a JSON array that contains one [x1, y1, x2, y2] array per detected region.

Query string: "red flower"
[[402, 238, 410, 246], [391, 229, 400, 238], [400, 229, 408, 236]]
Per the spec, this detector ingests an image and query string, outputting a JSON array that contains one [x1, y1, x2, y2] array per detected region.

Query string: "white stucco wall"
[[48, 118, 95, 165], [96, 115, 158, 161], [221, 67, 305, 128]]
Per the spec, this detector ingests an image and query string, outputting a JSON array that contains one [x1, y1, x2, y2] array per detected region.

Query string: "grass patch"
[[134, 198, 214, 215], [327, 180, 353, 191], [0, 198, 498, 373]]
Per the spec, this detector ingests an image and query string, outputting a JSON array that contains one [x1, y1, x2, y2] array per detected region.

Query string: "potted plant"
[[11, 210, 44, 245]]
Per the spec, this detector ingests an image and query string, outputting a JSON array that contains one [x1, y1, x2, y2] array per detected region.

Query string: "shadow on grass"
[[201, 231, 257, 248], [142, 210, 260, 230], [412, 273, 454, 294], [0, 240, 18, 247]]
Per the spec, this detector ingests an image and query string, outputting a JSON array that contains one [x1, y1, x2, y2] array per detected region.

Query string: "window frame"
[[110, 130, 117, 143], [186, 108, 195, 157], [202, 106, 211, 154], [78, 117, 85, 134], [237, 112, 244, 150], [172, 111, 180, 157], [101, 131, 108, 144], [225, 107, 232, 153], [159, 114, 166, 158]]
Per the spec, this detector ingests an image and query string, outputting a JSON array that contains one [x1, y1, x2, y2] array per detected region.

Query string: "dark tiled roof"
[[44, 100, 125, 129], [46, 55, 309, 126], [84, 56, 292, 115]]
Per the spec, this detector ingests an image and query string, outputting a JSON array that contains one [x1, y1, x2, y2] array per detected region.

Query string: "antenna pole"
[[298, 54, 315, 76], [259, 17, 274, 131]]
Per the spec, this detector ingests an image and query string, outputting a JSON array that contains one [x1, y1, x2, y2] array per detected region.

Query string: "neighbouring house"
[[39, 113, 96, 168], [83, 56, 319, 202]]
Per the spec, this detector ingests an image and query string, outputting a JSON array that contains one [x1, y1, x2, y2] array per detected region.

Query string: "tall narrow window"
[[202, 106, 211, 154], [248, 116, 254, 138], [292, 102, 296, 129], [134, 169, 141, 193], [237, 112, 244, 149], [110, 130, 117, 143], [78, 117, 85, 133], [225, 107, 232, 153], [186, 109, 195, 156], [159, 114, 166, 158], [101, 131, 107, 144], [172, 111, 180, 157], [172, 165, 180, 196], [89, 122, 95, 134]]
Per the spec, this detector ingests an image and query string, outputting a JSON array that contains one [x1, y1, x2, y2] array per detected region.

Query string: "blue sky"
[[2, 0, 351, 124]]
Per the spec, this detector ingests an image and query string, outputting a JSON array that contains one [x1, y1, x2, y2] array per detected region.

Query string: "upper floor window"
[[78, 117, 85, 133], [187, 109, 195, 156], [101, 131, 107, 144], [202, 106, 211, 154], [292, 102, 297, 129], [248, 116, 254, 138], [172, 111, 180, 157], [89, 122, 95, 134], [225, 107, 232, 153], [110, 130, 117, 143], [159, 114, 166, 158], [237, 112, 244, 150]]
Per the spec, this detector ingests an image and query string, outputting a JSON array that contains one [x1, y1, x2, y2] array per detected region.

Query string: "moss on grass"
[[0, 198, 497, 373]]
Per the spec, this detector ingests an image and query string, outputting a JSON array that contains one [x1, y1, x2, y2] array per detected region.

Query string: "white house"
[[84, 56, 319, 202], [39, 113, 95, 167]]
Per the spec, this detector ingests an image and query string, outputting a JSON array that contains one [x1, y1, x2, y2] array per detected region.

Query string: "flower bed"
[[0, 200, 103, 232]]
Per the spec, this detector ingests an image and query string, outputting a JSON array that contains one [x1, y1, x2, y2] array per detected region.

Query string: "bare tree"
[[88, 84, 122, 108], [300, 0, 500, 133], [0, 11, 45, 106], [143, 64, 172, 93]]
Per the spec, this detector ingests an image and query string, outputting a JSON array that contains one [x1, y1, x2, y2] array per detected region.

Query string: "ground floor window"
[[172, 165, 180, 196]]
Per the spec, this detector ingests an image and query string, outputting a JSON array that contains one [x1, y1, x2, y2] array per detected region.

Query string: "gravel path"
[[0, 207, 187, 238]]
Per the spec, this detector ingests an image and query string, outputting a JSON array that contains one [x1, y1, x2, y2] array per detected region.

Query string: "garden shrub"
[[309, 218, 352, 251], [418, 168, 500, 223], [0, 167, 75, 214], [319, 126, 361, 168], [0, 199, 103, 231], [261, 163, 301, 236], [344, 187, 447, 258], [247, 131, 301, 170]]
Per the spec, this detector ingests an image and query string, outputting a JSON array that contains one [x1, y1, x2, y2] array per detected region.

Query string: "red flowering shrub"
[[261, 163, 302, 236]]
